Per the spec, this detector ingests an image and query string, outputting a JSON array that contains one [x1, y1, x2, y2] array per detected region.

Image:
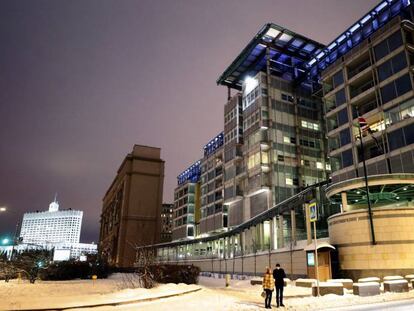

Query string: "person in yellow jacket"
[[262, 267, 275, 309]]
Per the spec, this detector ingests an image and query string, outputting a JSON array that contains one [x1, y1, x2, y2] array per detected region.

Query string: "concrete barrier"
[[312, 282, 343, 296], [357, 277, 380, 283], [353, 282, 380, 296], [405, 274, 414, 282], [251, 277, 289, 286], [296, 278, 316, 287], [384, 280, 409, 293], [327, 279, 353, 290]]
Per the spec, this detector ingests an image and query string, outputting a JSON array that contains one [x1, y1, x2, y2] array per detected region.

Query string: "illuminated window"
[[262, 152, 269, 164]]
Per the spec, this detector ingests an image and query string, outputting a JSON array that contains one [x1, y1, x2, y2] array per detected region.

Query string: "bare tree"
[[252, 237, 258, 277], [135, 246, 156, 289]]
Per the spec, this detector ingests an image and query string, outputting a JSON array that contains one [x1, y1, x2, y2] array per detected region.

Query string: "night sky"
[[0, 0, 379, 243]]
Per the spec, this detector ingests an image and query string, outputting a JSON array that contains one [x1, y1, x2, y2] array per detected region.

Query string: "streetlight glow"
[[0, 207, 6, 212], [2, 238, 10, 245]]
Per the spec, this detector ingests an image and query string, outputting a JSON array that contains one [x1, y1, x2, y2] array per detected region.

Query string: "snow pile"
[[358, 277, 380, 283], [353, 282, 380, 287], [327, 279, 352, 283], [313, 282, 343, 287], [383, 275, 404, 281], [0, 275, 200, 310]]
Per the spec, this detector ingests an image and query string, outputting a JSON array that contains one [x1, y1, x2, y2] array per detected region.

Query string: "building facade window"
[[374, 31, 403, 61], [380, 74, 412, 104], [341, 149, 353, 168], [335, 88, 346, 107], [377, 51, 407, 82], [388, 128, 405, 151], [337, 108, 349, 126], [339, 128, 351, 146], [333, 70, 344, 88]]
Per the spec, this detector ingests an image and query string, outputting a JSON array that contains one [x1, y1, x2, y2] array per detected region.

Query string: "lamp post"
[[0, 207, 21, 260]]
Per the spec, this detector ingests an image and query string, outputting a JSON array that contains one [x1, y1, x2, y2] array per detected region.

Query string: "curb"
[[7, 286, 202, 311]]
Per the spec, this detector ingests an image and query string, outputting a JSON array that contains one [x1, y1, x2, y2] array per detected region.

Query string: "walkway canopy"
[[304, 241, 336, 252]]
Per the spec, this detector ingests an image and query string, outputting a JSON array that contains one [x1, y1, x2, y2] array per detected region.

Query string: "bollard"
[[225, 274, 230, 287], [92, 274, 97, 286]]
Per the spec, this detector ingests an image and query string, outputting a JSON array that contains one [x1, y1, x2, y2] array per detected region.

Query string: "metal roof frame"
[[217, 0, 413, 88], [216, 23, 325, 90], [306, 0, 412, 79]]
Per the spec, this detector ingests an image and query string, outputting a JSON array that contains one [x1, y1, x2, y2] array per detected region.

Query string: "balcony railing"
[[348, 59, 371, 79], [350, 79, 375, 99], [358, 99, 378, 115]]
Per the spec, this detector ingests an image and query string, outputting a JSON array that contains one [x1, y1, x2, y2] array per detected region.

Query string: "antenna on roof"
[[54, 192, 58, 203]]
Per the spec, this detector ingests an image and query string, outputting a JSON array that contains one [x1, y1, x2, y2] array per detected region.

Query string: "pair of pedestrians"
[[262, 263, 286, 309]]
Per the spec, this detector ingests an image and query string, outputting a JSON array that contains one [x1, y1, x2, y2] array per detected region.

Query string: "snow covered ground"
[[196, 277, 414, 311], [1, 274, 414, 310], [72, 277, 414, 311], [0, 273, 199, 310]]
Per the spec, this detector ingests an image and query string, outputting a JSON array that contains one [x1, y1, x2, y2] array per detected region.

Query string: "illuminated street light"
[[0, 207, 20, 260]]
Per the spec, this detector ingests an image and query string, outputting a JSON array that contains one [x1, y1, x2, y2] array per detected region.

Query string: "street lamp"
[[0, 207, 21, 260]]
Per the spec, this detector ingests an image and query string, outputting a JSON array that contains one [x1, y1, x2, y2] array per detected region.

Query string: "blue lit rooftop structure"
[[203, 132, 224, 157], [306, 0, 411, 79], [177, 160, 201, 185], [217, 0, 413, 88], [216, 23, 325, 90]]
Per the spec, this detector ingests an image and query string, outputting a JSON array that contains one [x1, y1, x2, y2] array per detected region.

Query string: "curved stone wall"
[[328, 208, 414, 280]]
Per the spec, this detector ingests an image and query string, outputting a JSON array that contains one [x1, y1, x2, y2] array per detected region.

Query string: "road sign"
[[309, 202, 317, 222]]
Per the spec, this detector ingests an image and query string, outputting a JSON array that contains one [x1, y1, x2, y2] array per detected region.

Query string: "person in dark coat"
[[273, 263, 286, 307]]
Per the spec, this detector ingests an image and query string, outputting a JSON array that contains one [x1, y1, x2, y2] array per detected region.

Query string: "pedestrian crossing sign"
[[309, 202, 317, 222]]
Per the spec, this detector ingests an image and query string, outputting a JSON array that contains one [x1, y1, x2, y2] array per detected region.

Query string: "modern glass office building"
[[143, 0, 414, 279], [200, 133, 225, 235], [173, 161, 201, 240]]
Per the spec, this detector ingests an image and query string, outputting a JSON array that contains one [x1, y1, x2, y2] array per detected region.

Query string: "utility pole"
[[356, 116, 376, 245]]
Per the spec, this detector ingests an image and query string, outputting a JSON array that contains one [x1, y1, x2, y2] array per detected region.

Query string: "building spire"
[[49, 193, 59, 212]]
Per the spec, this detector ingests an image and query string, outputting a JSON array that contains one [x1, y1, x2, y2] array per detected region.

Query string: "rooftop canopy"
[[216, 23, 325, 90], [203, 132, 224, 157], [306, 0, 412, 79], [177, 160, 201, 185], [217, 0, 412, 89]]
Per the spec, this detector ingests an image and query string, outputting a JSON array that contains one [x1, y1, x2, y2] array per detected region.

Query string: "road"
[[71, 288, 414, 311], [328, 298, 414, 311]]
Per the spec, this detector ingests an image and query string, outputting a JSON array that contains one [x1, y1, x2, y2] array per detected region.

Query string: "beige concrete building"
[[99, 145, 164, 268]]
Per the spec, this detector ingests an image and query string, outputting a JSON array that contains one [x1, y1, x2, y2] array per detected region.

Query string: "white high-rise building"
[[20, 196, 83, 245]]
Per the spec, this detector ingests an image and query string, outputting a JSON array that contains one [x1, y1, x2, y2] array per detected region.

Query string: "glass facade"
[[156, 1, 414, 272]]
